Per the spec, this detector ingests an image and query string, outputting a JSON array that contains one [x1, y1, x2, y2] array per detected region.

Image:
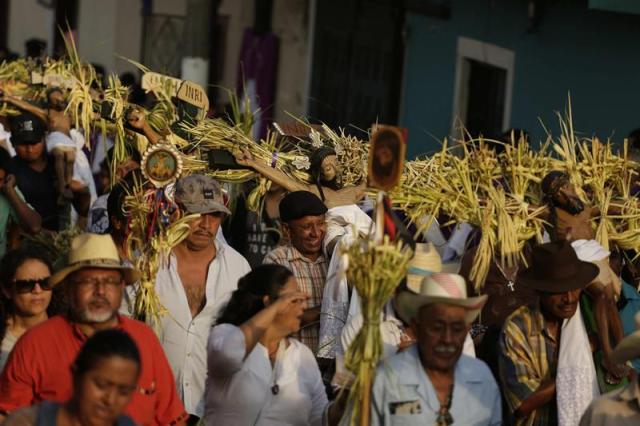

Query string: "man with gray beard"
[[0, 233, 187, 425], [369, 273, 501, 426]]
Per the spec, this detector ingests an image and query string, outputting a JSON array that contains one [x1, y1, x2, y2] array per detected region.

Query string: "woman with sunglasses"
[[0, 247, 54, 371]]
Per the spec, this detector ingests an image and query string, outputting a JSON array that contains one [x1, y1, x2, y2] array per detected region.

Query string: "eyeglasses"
[[72, 277, 123, 291], [13, 278, 53, 294]]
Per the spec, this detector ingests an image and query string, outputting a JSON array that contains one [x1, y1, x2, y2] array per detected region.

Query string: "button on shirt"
[[0, 315, 187, 425], [370, 345, 501, 425], [152, 241, 251, 417], [263, 245, 327, 353], [205, 324, 328, 425]]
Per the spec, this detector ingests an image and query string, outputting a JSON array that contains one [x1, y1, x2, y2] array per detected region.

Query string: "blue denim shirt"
[[370, 345, 502, 426], [619, 281, 640, 372]]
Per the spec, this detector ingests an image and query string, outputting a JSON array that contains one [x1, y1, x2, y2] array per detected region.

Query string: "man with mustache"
[[499, 241, 600, 425], [142, 175, 251, 423], [370, 272, 500, 425], [263, 190, 328, 354], [540, 171, 630, 386], [0, 233, 187, 425]]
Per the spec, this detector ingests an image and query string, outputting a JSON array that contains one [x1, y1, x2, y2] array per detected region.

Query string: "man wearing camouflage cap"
[[151, 174, 250, 421]]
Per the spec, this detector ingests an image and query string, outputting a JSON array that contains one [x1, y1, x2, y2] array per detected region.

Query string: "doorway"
[[451, 37, 515, 140], [308, 0, 405, 135]]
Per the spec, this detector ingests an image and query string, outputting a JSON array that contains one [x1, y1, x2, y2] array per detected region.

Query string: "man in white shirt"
[[153, 175, 251, 421]]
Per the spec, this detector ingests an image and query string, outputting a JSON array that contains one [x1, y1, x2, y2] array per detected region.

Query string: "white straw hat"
[[49, 233, 140, 286], [396, 273, 487, 324]]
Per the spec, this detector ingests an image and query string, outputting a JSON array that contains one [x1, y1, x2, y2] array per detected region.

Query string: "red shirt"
[[0, 315, 187, 425]]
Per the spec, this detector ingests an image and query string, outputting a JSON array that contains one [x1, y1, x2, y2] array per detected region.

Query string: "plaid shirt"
[[263, 244, 327, 353], [499, 304, 559, 426]]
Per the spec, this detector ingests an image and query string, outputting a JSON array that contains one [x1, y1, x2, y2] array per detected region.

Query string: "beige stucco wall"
[[272, 0, 310, 121], [7, 0, 312, 120], [77, 0, 144, 75], [217, 0, 311, 121], [7, 0, 55, 56]]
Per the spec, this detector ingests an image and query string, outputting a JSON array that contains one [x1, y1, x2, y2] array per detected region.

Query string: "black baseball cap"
[[10, 112, 45, 145]]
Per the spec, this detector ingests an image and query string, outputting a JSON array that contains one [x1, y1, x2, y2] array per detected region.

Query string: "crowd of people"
[[2, 44, 640, 426]]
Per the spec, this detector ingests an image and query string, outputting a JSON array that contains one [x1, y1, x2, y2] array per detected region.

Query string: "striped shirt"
[[263, 245, 327, 353], [499, 304, 559, 426]]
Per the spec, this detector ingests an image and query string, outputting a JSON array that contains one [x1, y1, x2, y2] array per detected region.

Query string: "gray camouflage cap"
[[174, 175, 231, 215]]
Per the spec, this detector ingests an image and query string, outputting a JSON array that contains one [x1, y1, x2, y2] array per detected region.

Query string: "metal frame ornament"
[[141, 141, 184, 188]]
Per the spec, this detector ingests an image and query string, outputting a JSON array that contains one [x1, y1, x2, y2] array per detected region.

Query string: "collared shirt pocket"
[[387, 398, 426, 425], [389, 400, 422, 415]]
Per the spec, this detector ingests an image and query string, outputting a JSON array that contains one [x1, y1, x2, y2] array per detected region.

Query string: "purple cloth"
[[236, 28, 279, 139]]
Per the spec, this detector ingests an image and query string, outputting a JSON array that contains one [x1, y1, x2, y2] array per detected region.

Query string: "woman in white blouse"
[[205, 264, 330, 426]]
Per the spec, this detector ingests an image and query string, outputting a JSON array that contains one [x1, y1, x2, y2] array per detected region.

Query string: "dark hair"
[[119, 72, 136, 87], [46, 87, 64, 101], [107, 169, 142, 229], [0, 247, 54, 343], [25, 38, 46, 59], [73, 329, 141, 379], [309, 146, 338, 199], [0, 147, 10, 172], [216, 265, 293, 326], [628, 128, 640, 151], [105, 146, 142, 167]]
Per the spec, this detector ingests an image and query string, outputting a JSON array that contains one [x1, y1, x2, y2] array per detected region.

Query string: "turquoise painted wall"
[[400, 0, 640, 157]]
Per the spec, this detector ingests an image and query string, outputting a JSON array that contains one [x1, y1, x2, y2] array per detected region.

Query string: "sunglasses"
[[13, 278, 53, 294]]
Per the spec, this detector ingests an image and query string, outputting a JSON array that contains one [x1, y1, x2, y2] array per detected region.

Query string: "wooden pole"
[[360, 370, 372, 426]]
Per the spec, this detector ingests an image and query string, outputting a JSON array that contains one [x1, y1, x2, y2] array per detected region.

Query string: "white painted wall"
[[113, 0, 144, 74], [77, 0, 117, 73], [217, 0, 312, 120], [77, 0, 143, 76], [7, 0, 55, 57], [153, 0, 187, 16], [272, 0, 310, 121], [218, 0, 253, 98]]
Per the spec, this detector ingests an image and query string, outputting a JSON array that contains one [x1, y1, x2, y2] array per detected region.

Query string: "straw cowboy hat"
[[518, 240, 598, 293], [611, 312, 640, 365], [49, 233, 140, 286], [396, 273, 487, 324], [406, 243, 459, 290]]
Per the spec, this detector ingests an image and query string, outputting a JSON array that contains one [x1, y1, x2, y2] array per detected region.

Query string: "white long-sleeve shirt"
[[151, 241, 251, 417], [205, 324, 328, 425]]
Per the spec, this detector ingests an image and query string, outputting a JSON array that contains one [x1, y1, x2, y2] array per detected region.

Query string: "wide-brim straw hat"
[[406, 243, 459, 289], [518, 240, 598, 293], [396, 272, 487, 324], [49, 233, 140, 286], [612, 312, 640, 365]]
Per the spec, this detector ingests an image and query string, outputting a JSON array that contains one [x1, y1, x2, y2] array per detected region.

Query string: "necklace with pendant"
[[269, 340, 286, 396], [494, 259, 518, 292]]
